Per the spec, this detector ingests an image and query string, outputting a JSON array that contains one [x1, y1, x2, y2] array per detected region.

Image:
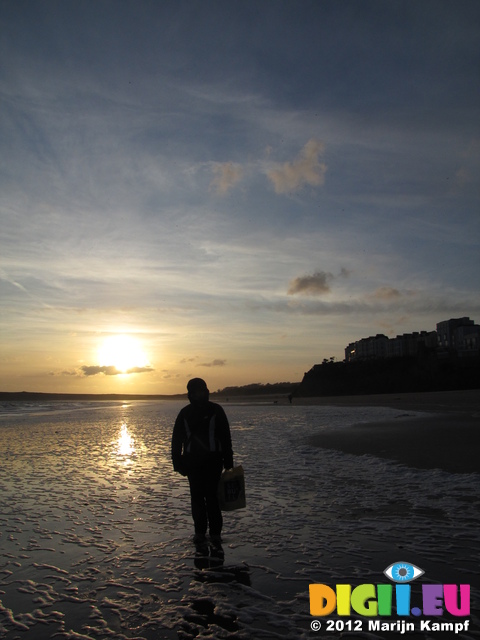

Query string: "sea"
[[0, 399, 478, 639]]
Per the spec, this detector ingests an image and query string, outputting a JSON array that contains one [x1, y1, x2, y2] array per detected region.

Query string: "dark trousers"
[[187, 459, 223, 536]]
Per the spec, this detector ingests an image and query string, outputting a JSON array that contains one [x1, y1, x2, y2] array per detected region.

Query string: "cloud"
[[80, 365, 154, 376], [267, 139, 327, 194], [161, 370, 181, 379], [248, 291, 480, 319], [126, 366, 155, 374], [371, 287, 402, 300], [198, 359, 227, 367], [367, 287, 419, 303], [287, 271, 333, 296], [81, 365, 121, 376], [210, 162, 243, 195], [51, 370, 77, 377], [378, 316, 410, 335]]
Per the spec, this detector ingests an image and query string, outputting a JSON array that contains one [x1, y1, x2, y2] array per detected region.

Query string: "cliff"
[[296, 354, 480, 397]]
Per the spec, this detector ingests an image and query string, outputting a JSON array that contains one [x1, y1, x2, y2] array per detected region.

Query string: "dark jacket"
[[171, 401, 234, 474]]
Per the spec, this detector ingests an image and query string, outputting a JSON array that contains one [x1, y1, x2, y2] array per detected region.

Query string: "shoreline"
[[293, 388, 480, 412], [217, 388, 480, 411], [2, 387, 479, 411], [2, 388, 478, 474]]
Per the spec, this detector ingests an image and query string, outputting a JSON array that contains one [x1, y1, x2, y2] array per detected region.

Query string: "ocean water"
[[0, 400, 478, 639]]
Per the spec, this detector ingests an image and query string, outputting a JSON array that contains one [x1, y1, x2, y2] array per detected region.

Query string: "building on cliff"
[[345, 331, 437, 363], [298, 317, 479, 397], [345, 317, 479, 363], [436, 317, 480, 357]]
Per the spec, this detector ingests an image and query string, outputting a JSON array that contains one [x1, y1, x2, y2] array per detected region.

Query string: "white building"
[[345, 334, 389, 362], [437, 317, 480, 356], [345, 330, 436, 362]]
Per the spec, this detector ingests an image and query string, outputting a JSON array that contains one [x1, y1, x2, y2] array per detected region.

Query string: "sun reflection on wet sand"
[[116, 423, 135, 460]]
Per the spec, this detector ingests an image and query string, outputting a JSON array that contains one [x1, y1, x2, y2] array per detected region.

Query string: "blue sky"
[[1, 0, 479, 394]]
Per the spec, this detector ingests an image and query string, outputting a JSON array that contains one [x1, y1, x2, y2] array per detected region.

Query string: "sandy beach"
[[0, 392, 478, 639], [294, 388, 480, 412], [300, 389, 480, 474]]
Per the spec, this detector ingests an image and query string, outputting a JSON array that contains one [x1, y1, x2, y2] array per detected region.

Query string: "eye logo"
[[384, 561, 424, 583]]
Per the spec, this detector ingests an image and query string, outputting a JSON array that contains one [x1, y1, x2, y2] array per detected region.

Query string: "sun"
[[98, 335, 150, 374]]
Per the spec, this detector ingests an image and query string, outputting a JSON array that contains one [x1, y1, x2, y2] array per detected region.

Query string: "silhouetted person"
[[172, 378, 233, 545]]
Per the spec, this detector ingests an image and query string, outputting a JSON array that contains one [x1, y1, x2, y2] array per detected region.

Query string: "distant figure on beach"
[[171, 378, 234, 545]]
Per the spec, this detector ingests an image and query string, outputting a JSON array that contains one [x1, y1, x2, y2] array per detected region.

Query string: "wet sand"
[[303, 389, 480, 474], [1, 394, 478, 638]]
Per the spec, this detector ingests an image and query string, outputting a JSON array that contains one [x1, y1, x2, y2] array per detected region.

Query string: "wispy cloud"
[[267, 139, 327, 194], [248, 296, 480, 321], [370, 287, 402, 300], [210, 162, 243, 195], [365, 287, 419, 303], [198, 359, 227, 367]]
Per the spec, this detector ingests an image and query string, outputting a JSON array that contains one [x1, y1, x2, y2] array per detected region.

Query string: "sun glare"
[[117, 423, 135, 456], [98, 334, 149, 373]]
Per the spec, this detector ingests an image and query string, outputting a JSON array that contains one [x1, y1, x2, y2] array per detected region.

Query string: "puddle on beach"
[[0, 401, 479, 639]]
